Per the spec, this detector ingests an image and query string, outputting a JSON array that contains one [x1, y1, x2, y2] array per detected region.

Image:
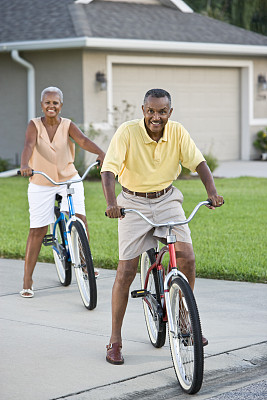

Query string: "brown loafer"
[[202, 335, 209, 347], [106, 343, 124, 365]]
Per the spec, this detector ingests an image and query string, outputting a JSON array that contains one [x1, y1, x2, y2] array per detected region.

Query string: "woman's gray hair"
[[40, 87, 63, 103]]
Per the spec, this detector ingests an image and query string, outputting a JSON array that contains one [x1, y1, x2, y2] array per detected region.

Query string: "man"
[[101, 88, 224, 365]]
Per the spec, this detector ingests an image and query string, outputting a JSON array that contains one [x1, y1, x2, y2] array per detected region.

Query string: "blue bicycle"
[[18, 162, 98, 310]]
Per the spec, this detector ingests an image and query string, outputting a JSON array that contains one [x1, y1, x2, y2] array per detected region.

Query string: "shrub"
[[0, 157, 13, 172], [179, 152, 218, 178], [253, 127, 267, 153], [203, 152, 219, 172]]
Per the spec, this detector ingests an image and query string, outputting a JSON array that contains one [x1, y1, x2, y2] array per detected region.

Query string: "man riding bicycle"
[[101, 88, 224, 365]]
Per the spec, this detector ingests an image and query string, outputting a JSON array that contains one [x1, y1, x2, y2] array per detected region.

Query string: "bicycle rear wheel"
[[51, 207, 72, 286], [140, 249, 166, 348], [71, 220, 97, 310], [168, 276, 203, 394]]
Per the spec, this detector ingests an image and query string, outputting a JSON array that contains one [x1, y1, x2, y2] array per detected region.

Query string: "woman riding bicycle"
[[19, 86, 105, 298], [101, 88, 224, 365]]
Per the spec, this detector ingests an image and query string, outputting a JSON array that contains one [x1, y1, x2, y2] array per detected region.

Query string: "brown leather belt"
[[122, 184, 172, 199]]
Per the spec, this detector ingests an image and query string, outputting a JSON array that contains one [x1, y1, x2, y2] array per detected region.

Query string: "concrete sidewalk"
[[0, 258, 266, 400], [213, 160, 267, 178]]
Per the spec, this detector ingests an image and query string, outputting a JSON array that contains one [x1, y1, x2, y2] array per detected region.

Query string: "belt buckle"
[[155, 191, 161, 198]]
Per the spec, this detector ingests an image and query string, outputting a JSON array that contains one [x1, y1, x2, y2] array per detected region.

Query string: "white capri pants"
[[28, 174, 86, 228]]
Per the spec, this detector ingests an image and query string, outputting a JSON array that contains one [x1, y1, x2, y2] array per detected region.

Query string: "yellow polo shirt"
[[101, 119, 205, 192]]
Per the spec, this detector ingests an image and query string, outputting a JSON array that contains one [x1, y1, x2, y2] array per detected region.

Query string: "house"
[[0, 0, 267, 165]]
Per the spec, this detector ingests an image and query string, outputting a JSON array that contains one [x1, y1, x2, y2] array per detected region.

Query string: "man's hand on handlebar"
[[105, 204, 124, 219], [207, 194, 224, 209]]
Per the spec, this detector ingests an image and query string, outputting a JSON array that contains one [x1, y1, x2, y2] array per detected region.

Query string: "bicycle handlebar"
[[17, 160, 100, 186], [120, 200, 212, 228]]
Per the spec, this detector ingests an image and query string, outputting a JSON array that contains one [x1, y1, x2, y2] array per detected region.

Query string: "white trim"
[[167, 0, 193, 13], [106, 55, 267, 161], [0, 37, 267, 56]]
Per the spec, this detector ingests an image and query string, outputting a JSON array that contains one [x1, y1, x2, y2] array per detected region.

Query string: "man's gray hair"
[[41, 87, 63, 103]]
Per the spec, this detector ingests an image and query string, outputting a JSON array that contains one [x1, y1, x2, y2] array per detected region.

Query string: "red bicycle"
[[124, 200, 212, 394]]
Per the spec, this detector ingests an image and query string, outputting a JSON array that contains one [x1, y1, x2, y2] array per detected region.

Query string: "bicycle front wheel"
[[140, 249, 166, 348], [51, 208, 72, 286], [168, 276, 203, 394], [70, 221, 97, 310]]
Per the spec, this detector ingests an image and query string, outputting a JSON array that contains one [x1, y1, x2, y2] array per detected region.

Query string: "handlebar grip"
[[17, 170, 34, 176], [105, 208, 125, 217], [207, 199, 225, 206]]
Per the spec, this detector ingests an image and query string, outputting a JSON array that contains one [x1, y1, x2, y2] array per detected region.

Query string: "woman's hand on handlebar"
[[19, 165, 33, 177], [96, 151, 105, 167]]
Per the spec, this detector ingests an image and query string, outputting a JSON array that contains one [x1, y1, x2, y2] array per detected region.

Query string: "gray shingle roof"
[[0, 0, 267, 46]]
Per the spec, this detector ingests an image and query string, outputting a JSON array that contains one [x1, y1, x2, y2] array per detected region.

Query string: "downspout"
[[11, 50, 35, 121]]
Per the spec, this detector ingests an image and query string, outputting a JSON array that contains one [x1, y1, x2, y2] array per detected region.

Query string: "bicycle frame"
[[25, 161, 99, 268], [127, 200, 210, 326]]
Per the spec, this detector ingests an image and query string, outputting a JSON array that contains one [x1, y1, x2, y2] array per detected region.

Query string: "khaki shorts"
[[117, 186, 192, 260], [28, 174, 85, 228]]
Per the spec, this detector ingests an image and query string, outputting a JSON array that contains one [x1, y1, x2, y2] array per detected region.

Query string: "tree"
[[185, 0, 267, 36]]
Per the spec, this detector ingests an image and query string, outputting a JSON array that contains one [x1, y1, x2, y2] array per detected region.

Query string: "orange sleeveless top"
[[29, 117, 77, 186]]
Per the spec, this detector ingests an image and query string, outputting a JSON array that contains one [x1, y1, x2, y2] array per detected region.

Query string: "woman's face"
[[41, 92, 62, 118]]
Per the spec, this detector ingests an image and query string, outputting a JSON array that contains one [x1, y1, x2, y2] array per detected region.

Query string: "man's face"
[[142, 95, 173, 137]]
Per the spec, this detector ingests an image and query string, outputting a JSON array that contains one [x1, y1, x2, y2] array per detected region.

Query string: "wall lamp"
[[95, 71, 107, 91], [258, 74, 267, 91]]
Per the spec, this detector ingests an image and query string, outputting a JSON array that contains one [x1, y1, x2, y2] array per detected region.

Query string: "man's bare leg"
[[109, 256, 139, 344], [106, 256, 139, 364], [175, 241, 195, 290]]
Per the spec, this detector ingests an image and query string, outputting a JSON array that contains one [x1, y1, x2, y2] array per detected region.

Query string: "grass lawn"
[[0, 176, 266, 283]]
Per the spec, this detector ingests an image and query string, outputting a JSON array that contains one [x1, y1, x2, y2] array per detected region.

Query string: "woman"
[[19, 86, 105, 298]]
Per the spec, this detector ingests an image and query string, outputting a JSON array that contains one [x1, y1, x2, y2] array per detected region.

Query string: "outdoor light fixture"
[[95, 71, 107, 91], [258, 74, 267, 91]]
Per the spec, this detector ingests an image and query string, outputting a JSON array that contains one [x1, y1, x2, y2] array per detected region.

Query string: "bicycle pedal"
[[131, 289, 149, 298], [42, 234, 56, 246]]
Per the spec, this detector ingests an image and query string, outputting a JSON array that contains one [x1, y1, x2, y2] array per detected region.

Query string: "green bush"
[[179, 152, 219, 178], [253, 127, 267, 153], [0, 157, 13, 172], [203, 152, 219, 172]]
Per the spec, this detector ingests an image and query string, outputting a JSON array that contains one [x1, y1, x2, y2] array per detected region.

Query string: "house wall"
[[0, 52, 28, 165], [0, 49, 83, 165], [82, 51, 108, 125], [83, 50, 267, 161], [1, 47, 266, 165]]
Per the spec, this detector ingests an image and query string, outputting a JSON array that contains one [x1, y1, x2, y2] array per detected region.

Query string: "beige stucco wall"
[[0, 47, 266, 165], [253, 57, 267, 119], [81, 50, 267, 161], [82, 51, 107, 125]]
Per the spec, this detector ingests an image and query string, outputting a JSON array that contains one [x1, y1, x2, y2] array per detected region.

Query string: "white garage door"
[[112, 64, 240, 161]]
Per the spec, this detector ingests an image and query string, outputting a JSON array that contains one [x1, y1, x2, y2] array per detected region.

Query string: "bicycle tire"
[[140, 249, 166, 348], [168, 276, 203, 394], [71, 220, 97, 310], [51, 207, 72, 286]]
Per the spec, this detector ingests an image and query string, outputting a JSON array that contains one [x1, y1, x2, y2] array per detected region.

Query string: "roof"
[[0, 0, 267, 47]]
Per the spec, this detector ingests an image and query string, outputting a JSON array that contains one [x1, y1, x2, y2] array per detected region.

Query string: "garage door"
[[112, 64, 240, 161]]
